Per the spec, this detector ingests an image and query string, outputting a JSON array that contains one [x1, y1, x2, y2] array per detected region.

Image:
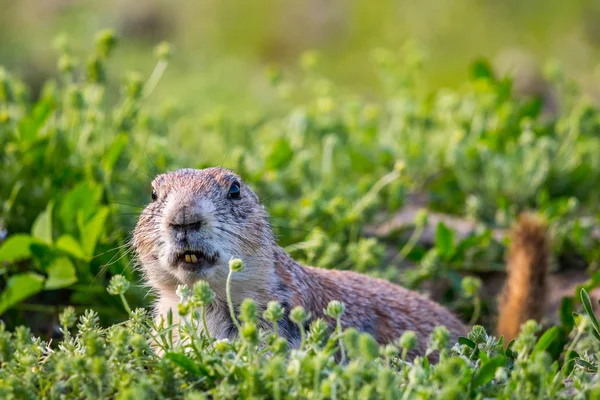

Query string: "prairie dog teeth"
[[190, 254, 198, 263], [185, 254, 191, 263]]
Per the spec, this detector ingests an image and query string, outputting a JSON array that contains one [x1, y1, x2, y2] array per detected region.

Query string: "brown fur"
[[496, 213, 549, 341], [133, 167, 547, 359], [272, 247, 466, 357]]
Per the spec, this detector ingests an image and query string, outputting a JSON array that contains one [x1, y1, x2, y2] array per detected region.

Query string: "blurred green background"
[[1, 0, 600, 336], [2, 0, 600, 113]]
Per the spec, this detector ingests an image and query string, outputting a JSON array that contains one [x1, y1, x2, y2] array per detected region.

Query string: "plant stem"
[[226, 267, 242, 332], [336, 317, 346, 364], [469, 296, 481, 326], [298, 323, 306, 349], [351, 169, 401, 217], [391, 223, 425, 265], [143, 59, 168, 98], [201, 305, 211, 341]]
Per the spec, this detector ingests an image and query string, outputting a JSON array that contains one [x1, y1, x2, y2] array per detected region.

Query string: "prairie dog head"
[[133, 167, 275, 298]]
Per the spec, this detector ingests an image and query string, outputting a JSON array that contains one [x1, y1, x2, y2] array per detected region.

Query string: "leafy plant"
[[0, 30, 175, 328], [1, 261, 598, 399]]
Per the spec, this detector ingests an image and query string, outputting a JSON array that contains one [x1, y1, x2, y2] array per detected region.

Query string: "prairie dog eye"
[[228, 181, 241, 200], [151, 188, 158, 201]]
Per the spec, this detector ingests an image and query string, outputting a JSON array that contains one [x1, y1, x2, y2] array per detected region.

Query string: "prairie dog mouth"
[[175, 250, 219, 269]]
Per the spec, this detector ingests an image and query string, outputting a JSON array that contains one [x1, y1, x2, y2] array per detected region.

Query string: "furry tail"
[[496, 212, 550, 341]]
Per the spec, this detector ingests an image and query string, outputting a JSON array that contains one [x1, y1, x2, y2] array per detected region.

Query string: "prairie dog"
[[133, 167, 548, 357]]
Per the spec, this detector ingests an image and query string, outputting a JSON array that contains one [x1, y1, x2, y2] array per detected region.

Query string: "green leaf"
[[473, 356, 506, 387], [458, 337, 476, 349], [266, 138, 294, 170], [580, 288, 600, 341], [45, 257, 78, 290], [0, 234, 33, 262], [348, 147, 375, 172], [478, 350, 490, 363], [56, 235, 87, 260], [564, 350, 579, 376], [422, 354, 430, 371], [32, 202, 54, 244], [505, 339, 517, 358], [497, 336, 505, 352], [560, 296, 575, 332], [102, 133, 129, 183], [165, 352, 209, 376], [576, 358, 598, 372], [470, 58, 495, 81], [0, 273, 45, 315], [81, 207, 110, 257], [58, 182, 103, 233], [435, 223, 454, 260], [534, 326, 560, 353], [17, 100, 53, 141]]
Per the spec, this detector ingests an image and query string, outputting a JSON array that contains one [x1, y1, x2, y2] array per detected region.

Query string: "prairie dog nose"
[[170, 218, 204, 231], [164, 198, 208, 232]]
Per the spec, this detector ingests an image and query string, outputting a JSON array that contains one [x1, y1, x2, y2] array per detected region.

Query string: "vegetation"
[[3, 263, 600, 398], [1, 30, 600, 398]]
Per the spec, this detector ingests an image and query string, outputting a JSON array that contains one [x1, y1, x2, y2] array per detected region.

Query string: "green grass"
[[3, 265, 600, 398], [0, 30, 600, 398]]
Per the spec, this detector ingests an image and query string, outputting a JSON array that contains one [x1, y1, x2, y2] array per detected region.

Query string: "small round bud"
[[213, 339, 231, 353], [192, 280, 214, 306], [154, 41, 172, 61], [495, 366, 508, 382], [241, 323, 258, 345], [270, 337, 288, 355], [125, 71, 144, 100], [308, 318, 329, 347], [398, 330, 418, 351], [382, 343, 399, 358], [240, 298, 257, 323], [263, 301, 284, 323], [289, 306, 308, 325], [394, 160, 406, 172], [59, 306, 77, 329], [107, 275, 130, 295], [178, 302, 191, 316], [429, 326, 450, 351], [95, 29, 118, 58], [359, 333, 379, 360], [175, 284, 191, 302], [58, 55, 77, 75], [415, 209, 429, 227], [229, 258, 244, 272], [467, 325, 487, 344], [325, 300, 345, 319], [461, 276, 482, 298]]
